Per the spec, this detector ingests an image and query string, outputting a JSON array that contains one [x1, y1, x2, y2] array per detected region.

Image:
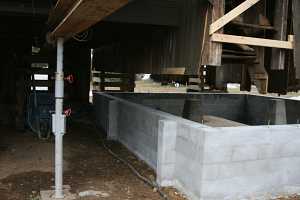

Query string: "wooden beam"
[[271, 0, 289, 70], [230, 21, 275, 31], [209, 0, 261, 35], [50, 0, 130, 39], [211, 34, 294, 50], [161, 68, 186, 75]]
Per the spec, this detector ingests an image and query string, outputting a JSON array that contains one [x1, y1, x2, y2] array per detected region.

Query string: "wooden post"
[[271, 0, 289, 70], [201, 0, 224, 66], [100, 71, 105, 91]]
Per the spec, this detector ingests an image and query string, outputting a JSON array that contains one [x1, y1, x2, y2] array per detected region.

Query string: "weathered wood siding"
[[94, 0, 209, 75], [105, 0, 180, 26]]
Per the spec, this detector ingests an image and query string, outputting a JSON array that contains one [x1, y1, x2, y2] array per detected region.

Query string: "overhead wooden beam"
[[209, 0, 261, 35], [49, 0, 131, 40], [211, 34, 294, 50]]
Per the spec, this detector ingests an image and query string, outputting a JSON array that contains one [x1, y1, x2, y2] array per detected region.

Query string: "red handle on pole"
[[65, 75, 74, 84], [64, 108, 72, 117]]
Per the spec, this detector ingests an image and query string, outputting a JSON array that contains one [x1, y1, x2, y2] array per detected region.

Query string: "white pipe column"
[[52, 37, 65, 199]]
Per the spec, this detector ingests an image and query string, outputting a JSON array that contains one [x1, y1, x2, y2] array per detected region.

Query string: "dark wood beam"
[[271, 0, 289, 70], [48, 0, 131, 40], [201, 0, 224, 66]]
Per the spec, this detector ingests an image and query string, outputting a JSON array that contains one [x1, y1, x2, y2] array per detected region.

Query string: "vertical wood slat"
[[271, 0, 289, 70], [293, 0, 300, 79]]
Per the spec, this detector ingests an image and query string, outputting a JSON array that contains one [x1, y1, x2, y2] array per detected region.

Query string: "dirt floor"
[[0, 120, 299, 200], [0, 122, 187, 200]]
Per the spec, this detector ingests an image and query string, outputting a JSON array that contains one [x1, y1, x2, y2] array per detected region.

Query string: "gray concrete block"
[[202, 164, 219, 181], [157, 120, 177, 187], [273, 99, 287, 125], [203, 147, 232, 164], [231, 145, 259, 162]]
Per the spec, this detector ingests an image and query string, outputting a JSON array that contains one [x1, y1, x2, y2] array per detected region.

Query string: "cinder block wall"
[[94, 93, 300, 200], [246, 95, 300, 125], [172, 123, 206, 200], [115, 101, 162, 169], [201, 126, 300, 199], [112, 93, 300, 125], [111, 93, 247, 123]]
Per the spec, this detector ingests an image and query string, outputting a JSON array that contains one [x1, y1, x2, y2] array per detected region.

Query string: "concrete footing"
[[40, 186, 76, 200]]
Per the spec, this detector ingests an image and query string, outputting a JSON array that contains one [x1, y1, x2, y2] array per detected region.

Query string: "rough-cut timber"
[[211, 34, 294, 49], [201, 0, 224, 67], [49, 0, 131, 39], [271, 0, 289, 70]]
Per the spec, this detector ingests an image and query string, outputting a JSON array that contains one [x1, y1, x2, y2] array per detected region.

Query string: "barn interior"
[[0, 0, 300, 200]]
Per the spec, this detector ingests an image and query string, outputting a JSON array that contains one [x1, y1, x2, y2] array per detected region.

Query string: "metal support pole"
[[52, 37, 66, 199]]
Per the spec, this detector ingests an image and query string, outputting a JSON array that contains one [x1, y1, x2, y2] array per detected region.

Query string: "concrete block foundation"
[[93, 93, 300, 200]]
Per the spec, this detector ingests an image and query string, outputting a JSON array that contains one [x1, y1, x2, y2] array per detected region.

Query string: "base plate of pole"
[[40, 186, 76, 200]]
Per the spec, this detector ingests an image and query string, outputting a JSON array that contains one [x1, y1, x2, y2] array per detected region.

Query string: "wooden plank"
[[50, 0, 130, 39], [187, 85, 202, 91], [31, 80, 53, 87], [30, 68, 54, 74], [209, 0, 261, 35], [91, 70, 101, 74], [211, 34, 294, 49], [271, 0, 289, 70], [222, 54, 256, 60], [161, 67, 186, 75], [92, 77, 101, 83], [102, 82, 128, 87], [100, 73, 131, 78], [223, 49, 256, 56], [230, 21, 275, 31], [203, 115, 247, 127], [293, 0, 300, 79]]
